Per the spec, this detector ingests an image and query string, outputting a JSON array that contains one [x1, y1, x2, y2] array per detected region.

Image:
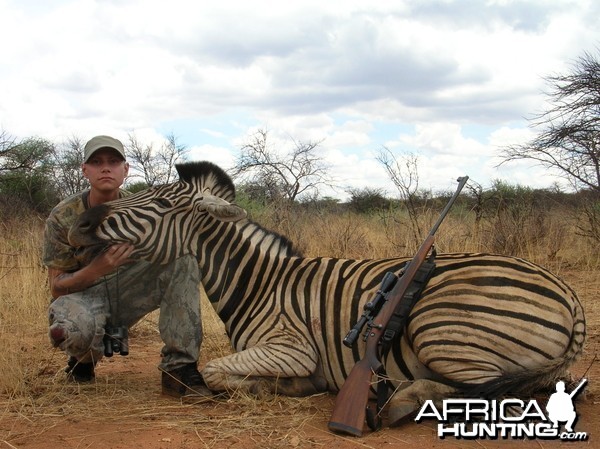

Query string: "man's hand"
[[48, 243, 135, 299], [89, 243, 135, 276]]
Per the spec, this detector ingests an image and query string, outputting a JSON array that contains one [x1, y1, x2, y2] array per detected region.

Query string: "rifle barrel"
[[430, 176, 469, 236], [569, 378, 587, 398]]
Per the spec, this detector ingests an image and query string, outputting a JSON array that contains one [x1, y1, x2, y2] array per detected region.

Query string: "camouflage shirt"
[[43, 189, 130, 272]]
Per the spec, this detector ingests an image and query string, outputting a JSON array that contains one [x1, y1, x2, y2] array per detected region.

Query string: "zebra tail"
[[463, 363, 571, 399]]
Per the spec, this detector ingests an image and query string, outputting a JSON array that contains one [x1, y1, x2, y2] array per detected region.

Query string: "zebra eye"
[[153, 198, 173, 208]]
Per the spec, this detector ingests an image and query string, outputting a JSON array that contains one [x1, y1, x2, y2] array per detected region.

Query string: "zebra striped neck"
[[197, 219, 298, 315]]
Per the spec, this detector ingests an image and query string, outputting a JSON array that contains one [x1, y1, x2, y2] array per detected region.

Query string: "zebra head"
[[68, 161, 247, 264]]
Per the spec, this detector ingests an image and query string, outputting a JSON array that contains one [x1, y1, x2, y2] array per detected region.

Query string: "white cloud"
[[0, 0, 598, 198], [187, 144, 235, 171], [391, 123, 487, 157]]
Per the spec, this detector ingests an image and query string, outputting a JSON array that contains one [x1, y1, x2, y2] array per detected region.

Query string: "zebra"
[[68, 161, 586, 426]]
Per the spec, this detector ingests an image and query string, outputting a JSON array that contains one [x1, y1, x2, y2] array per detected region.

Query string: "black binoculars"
[[103, 326, 129, 357]]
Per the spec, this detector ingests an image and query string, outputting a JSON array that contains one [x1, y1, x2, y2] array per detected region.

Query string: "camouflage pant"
[[48, 255, 202, 371]]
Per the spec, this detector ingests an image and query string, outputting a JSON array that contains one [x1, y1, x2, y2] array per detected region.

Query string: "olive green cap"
[[83, 135, 126, 162]]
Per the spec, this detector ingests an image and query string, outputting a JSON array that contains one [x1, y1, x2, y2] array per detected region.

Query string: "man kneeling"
[[44, 135, 211, 399]]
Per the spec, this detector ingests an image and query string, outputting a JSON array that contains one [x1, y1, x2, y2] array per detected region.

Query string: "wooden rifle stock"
[[328, 176, 468, 436], [325, 333, 383, 436]]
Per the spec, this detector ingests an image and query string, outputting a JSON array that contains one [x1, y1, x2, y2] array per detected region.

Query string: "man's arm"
[[48, 243, 135, 299]]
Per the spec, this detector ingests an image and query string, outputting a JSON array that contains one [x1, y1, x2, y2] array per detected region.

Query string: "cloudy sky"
[[1, 0, 598, 200]]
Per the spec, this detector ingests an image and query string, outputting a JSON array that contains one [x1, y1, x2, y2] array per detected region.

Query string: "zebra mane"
[[176, 161, 236, 201], [176, 161, 301, 257], [247, 219, 303, 257]]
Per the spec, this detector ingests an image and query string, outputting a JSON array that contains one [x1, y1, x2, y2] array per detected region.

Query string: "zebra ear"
[[206, 203, 247, 222], [201, 194, 247, 222]]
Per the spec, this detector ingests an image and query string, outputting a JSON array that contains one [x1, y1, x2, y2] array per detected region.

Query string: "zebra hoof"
[[388, 400, 420, 427], [248, 378, 273, 398], [387, 379, 458, 427]]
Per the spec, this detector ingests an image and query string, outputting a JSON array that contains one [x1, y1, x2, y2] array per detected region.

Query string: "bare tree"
[[127, 133, 187, 186], [464, 179, 484, 227], [376, 146, 424, 242], [52, 136, 87, 197], [231, 128, 332, 242], [500, 50, 600, 193], [0, 130, 19, 170], [232, 128, 331, 203], [500, 50, 600, 242]]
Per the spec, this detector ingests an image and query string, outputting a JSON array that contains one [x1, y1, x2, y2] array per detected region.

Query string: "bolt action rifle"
[[328, 176, 469, 437]]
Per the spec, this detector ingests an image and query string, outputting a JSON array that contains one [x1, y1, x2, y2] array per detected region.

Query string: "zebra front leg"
[[202, 343, 327, 397]]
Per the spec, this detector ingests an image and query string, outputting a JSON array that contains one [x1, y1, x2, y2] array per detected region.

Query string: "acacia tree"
[[52, 136, 87, 197], [500, 50, 600, 241], [232, 128, 330, 203], [0, 130, 18, 170], [376, 146, 424, 243], [0, 131, 54, 174], [232, 128, 332, 241], [0, 132, 58, 212], [501, 51, 600, 192], [127, 133, 187, 186], [347, 186, 390, 214]]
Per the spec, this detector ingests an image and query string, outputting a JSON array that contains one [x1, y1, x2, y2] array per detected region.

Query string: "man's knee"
[[48, 293, 107, 359]]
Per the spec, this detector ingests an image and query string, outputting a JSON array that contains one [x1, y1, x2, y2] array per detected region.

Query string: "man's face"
[[82, 149, 129, 192]]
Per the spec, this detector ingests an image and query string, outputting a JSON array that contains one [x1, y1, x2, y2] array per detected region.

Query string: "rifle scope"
[[342, 271, 398, 348]]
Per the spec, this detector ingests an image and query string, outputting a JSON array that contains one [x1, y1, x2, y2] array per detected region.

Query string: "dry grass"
[[0, 207, 598, 447], [0, 216, 49, 396]]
